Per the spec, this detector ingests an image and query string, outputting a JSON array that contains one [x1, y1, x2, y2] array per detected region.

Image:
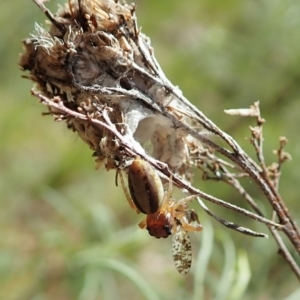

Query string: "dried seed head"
[[20, 0, 202, 180]]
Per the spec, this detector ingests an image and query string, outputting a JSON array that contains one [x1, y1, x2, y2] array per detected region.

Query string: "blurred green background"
[[1, 0, 300, 299]]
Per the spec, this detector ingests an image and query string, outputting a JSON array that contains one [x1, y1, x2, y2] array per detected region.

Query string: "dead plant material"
[[20, 0, 300, 279]]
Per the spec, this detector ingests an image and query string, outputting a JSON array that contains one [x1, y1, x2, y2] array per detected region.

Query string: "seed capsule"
[[128, 157, 164, 214]]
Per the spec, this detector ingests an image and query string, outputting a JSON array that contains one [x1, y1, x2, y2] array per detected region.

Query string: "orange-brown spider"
[[119, 156, 202, 274]]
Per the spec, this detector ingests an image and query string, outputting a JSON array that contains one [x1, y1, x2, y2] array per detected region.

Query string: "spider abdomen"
[[128, 157, 164, 214]]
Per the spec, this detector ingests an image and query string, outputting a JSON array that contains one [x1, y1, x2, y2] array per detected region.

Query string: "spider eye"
[[163, 224, 172, 236], [146, 215, 173, 239]]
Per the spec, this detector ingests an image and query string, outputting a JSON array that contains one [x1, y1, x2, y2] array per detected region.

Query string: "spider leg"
[[138, 218, 147, 229], [115, 168, 120, 187], [118, 169, 140, 213], [163, 174, 174, 202], [176, 211, 203, 232], [176, 194, 199, 206]]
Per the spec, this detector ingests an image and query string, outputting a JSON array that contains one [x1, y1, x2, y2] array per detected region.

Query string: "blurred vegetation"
[[1, 0, 300, 299]]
